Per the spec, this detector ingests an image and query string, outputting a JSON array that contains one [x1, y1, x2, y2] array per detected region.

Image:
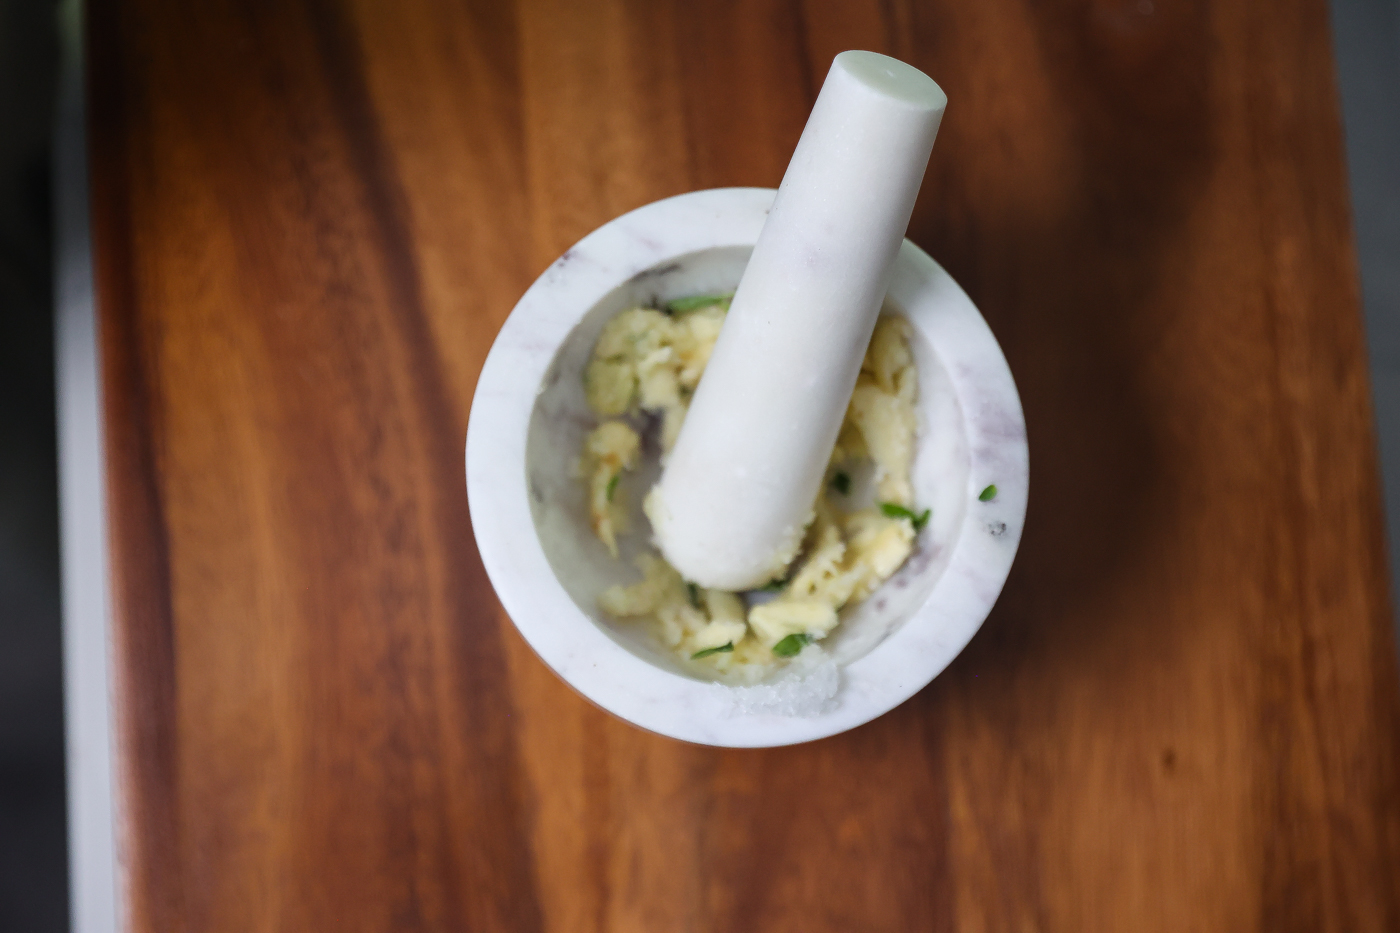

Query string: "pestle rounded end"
[[833, 51, 947, 112]]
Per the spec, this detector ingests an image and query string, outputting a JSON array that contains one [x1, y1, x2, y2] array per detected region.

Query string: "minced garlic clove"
[[848, 383, 916, 507], [585, 357, 636, 416], [703, 588, 747, 627], [689, 618, 748, 653], [594, 307, 672, 360], [864, 315, 917, 401], [637, 352, 681, 409], [747, 598, 840, 648], [841, 508, 916, 603], [784, 511, 847, 599], [672, 306, 726, 388], [585, 421, 641, 557]]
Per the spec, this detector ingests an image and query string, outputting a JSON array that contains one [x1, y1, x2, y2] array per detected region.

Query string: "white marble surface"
[[466, 187, 1027, 747]]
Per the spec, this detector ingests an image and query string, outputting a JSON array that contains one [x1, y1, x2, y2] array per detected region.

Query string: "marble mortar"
[[466, 187, 1027, 747]]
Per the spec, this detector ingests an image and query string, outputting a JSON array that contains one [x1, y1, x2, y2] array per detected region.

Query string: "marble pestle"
[[646, 51, 948, 590]]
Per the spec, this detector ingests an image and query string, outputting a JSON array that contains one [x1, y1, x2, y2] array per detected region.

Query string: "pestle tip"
[[833, 51, 947, 112]]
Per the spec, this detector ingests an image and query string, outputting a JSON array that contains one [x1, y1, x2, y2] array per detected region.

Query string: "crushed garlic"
[[584, 305, 924, 676]]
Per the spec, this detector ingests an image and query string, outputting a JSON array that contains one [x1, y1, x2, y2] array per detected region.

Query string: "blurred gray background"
[[0, 0, 1395, 929], [2, 0, 65, 930]]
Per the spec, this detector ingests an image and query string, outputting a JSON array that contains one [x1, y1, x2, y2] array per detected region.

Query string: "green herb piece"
[[666, 292, 734, 314], [880, 502, 931, 531], [979, 484, 997, 502], [771, 633, 813, 658], [759, 578, 787, 593], [691, 642, 734, 660], [687, 582, 702, 609], [606, 473, 620, 501], [831, 471, 851, 495], [880, 502, 915, 520]]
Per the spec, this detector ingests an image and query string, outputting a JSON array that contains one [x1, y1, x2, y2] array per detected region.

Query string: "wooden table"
[[88, 0, 1400, 929]]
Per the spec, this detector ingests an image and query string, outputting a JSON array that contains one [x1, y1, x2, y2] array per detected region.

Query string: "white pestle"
[[646, 51, 947, 591]]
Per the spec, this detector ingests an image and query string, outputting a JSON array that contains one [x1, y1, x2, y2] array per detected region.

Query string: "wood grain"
[[88, 0, 1400, 929]]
